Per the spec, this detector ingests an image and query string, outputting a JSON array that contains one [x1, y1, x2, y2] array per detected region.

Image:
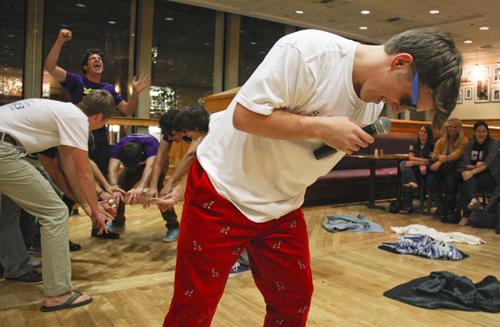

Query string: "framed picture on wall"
[[493, 66, 500, 83], [477, 65, 489, 78], [456, 89, 462, 104], [492, 88, 500, 102], [464, 87, 473, 100], [460, 69, 473, 85], [475, 78, 490, 103]]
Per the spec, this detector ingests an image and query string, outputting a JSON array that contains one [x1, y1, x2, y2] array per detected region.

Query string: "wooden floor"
[[1, 200, 499, 326]]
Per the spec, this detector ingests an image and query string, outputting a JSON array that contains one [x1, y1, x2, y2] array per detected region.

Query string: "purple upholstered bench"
[[304, 134, 414, 205]]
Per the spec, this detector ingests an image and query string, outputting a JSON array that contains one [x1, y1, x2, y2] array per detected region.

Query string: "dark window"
[[152, 0, 215, 115], [0, 0, 26, 104], [238, 16, 286, 85], [42, 0, 131, 101]]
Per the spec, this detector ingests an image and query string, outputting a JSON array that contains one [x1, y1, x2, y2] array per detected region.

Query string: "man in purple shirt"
[[44, 28, 150, 175], [108, 134, 179, 238]]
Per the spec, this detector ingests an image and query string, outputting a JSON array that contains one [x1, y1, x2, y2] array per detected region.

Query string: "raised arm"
[[115, 74, 151, 116], [44, 29, 72, 83], [232, 103, 373, 154]]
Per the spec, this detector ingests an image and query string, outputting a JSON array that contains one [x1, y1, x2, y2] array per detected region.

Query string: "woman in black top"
[[459, 120, 499, 226], [398, 126, 434, 213]]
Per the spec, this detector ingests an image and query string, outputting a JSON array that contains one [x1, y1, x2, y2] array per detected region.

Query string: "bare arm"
[[37, 153, 77, 202], [58, 146, 111, 232], [44, 29, 71, 82], [232, 103, 373, 154], [128, 156, 156, 205], [148, 140, 171, 194], [108, 158, 121, 186], [115, 74, 151, 116], [159, 138, 200, 196]]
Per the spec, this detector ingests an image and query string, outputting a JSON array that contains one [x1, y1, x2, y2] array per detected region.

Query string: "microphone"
[[314, 117, 392, 160]]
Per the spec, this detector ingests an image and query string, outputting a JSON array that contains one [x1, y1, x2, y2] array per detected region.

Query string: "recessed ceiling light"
[[464, 40, 473, 44], [429, 9, 440, 14], [7, 34, 14, 38], [479, 26, 489, 30], [75, 3, 86, 8], [165, 17, 174, 21], [295, 10, 304, 15], [108, 20, 116, 25], [360, 10, 370, 15], [359, 26, 368, 30], [250, 41, 257, 45]]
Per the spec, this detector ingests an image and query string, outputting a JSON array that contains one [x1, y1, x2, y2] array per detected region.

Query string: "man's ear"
[[390, 53, 414, 69], [82, 64, 88, 72]]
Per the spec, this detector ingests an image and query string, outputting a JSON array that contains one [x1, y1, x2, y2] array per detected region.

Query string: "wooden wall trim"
[[108, 117, 158, 127], [204, 89, 500, 140]]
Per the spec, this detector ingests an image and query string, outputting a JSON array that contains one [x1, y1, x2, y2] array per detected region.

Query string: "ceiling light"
[[360, 10, 370, 15], [359, 26, 368, 30], [75, 3, 86, 8], [479, 26, 489, 30], [295, 10, 304, 15], [108, 20, 116, 25], [165, 17, 174, 21], [464, 40, 473, 44], [250, 41, 257, 45], [429, 9, 440, 14]]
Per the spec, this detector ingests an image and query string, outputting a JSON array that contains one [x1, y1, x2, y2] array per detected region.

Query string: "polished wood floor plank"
[[1, 201, 499, 326]]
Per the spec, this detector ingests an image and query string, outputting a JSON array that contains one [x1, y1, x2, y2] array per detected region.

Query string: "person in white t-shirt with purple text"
[[163, 28, 463, 326]]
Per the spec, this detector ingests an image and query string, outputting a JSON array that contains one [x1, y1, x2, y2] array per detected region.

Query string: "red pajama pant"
[[163, 161, 313, 327]]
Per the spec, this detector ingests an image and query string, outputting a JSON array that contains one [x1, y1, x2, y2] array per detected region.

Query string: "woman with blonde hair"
[[427, 118, 468, 223]]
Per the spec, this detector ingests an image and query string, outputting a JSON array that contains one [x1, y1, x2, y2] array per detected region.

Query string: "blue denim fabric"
[[322, 213, 384, 233]]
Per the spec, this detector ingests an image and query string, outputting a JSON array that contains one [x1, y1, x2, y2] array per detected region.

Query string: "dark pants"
[[427, 161, 460, 220], [462, 170, 496, 218], [89, 127, 111, 176], [114, 165, 178, 230]]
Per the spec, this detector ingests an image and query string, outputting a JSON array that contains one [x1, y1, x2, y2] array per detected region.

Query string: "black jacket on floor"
[[384, 271, 500, 313]]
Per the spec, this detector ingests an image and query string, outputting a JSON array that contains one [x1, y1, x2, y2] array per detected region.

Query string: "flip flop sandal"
[[40, 291, 92, 312]]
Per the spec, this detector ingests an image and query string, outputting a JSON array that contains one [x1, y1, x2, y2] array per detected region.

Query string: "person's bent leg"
[[247, 209, 313, 327], [0, 145, 71, 296], [164, 161, 252, 326], [0, 195, 32, 278]]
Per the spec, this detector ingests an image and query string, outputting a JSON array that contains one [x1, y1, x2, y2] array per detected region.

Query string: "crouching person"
[[0, 90, 115, 312]]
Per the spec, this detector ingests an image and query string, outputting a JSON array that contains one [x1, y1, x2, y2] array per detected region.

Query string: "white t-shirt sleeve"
[[54, 111, 89, 151], [235, 44, 315, 116]]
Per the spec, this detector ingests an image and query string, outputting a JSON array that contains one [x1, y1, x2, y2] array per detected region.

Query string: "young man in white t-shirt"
[[164, 29, 463, 326], [0, 90, 116, 312]]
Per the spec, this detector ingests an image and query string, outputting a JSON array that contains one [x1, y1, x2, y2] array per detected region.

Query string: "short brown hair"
[[77, 90, 116, 118], [385, 28, 463, 130]]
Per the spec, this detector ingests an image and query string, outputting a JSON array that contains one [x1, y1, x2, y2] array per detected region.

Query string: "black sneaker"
[[91, 228, 120, 239], [6, 270, 43, 284], [69, 240, 82, 252]]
